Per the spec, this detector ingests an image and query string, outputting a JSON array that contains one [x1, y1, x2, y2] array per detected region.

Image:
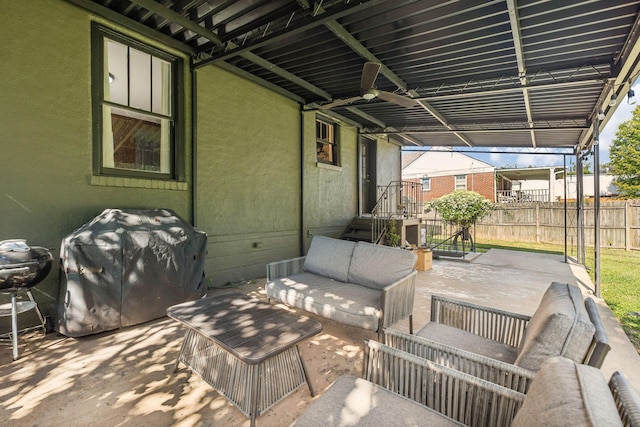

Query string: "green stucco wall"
[[376, 138, 403, 186], [302, 112, 359, 249], [0, 1, 193, 318], [195, 66, 302, 286], [0, 0, 403, 322]]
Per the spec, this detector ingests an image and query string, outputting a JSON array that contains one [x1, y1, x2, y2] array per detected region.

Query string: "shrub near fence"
[[474, 200, 640, 250]]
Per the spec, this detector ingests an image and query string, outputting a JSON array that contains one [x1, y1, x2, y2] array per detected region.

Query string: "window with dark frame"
[[92, 25, 180, 179], [316, 118, 338, 165], [421, 176, 431, 191]]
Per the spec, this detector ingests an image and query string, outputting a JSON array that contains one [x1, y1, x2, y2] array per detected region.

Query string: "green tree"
[[609, 105, 640, 198], [385, 218, 400, 247], [567, 161, 592, 176], [425, 191, 494, 228]]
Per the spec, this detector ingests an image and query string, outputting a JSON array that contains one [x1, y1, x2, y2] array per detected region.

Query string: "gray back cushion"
[[303, 236, 356, 282], [347, 241, 417, 290], [514, 282, 595, 371], [511, 356, 622, 426]]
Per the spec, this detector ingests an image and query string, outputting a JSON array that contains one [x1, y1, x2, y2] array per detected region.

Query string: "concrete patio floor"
[[1, 248, 639, 426]]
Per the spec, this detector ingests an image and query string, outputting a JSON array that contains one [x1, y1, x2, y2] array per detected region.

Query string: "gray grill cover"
[[57, 208, 207, 337]]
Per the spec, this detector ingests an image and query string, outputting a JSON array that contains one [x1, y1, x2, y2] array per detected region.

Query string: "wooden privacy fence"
[[474, 200, 640, 250]]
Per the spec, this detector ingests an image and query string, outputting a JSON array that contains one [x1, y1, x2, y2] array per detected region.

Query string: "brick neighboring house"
[[402, 149, 496, 202]]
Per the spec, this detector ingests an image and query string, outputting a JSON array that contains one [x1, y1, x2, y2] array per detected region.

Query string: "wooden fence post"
[[536, 205, 540, 243], [626, 201, 631, 251]]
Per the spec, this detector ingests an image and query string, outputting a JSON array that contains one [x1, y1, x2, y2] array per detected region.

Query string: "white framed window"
[[92, 24, 181, 179], [316, 118, 339, 165], [455, 174, 467, 190], [421, 177, 431, 191]]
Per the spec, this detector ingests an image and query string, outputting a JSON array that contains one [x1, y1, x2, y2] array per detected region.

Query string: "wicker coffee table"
[[167, 292, 322, 426]]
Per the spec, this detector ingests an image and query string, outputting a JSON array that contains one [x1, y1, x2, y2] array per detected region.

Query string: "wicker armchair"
[[293, 339, 525, 427], [384, 328, 536, 393], [362, 340, 525, 427], [291, 340, 640, 427], [414, 282, 610, 372]]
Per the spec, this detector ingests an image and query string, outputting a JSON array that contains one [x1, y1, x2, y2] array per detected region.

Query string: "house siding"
[[403, 151, 496, 203], [302, 111, 359, 250], [421, 172, 496, 202], [196, 65, 303, 286], [0, 1, 193, 315], [1, 0, 403, 312]]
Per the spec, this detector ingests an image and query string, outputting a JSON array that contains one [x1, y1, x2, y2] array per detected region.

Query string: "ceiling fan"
[[320, 62, 416, 110]]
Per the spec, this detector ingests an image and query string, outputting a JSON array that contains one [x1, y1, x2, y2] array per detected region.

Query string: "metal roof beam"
[[417, 78, 604, 101], [65, 0, 196, 54], [323, 20, 408, 92], [317, 110, 364, 129], [307, 1, 414, 115], [506, 0, 537, 148], [342, 107, 421, 146], [129, 0, 332, 100], [301, 0, 412, 104], [416, 100, 473, 147], [362, 126, 588, 135], [131, 0, 223, 44], [393, 134, 422, 146], [579, 8, 640, 151], [345, 107, 386, 128], [240, 52, 332, 99], [198, 0, 386, 65]]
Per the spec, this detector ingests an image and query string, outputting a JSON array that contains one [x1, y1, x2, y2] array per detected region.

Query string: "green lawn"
[[475, 239, 640, 353]]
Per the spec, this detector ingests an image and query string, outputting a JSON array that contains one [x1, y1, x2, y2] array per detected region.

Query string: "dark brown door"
[[361, 138, 377, 214]]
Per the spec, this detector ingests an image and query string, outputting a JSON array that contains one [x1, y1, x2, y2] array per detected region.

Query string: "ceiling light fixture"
[[609, 93, 617, 106], [108, 73, 115, 83], [628, 88, 636, 105], [597, 109, 605, 120], [362, 89, 377, 100]]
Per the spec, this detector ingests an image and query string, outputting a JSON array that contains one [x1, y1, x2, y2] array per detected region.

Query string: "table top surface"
[[167, 292, 322, 363]]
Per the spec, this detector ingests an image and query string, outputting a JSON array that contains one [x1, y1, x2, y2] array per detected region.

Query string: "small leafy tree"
[[386, 218, 400, 247], [426, 191, 494, 228], [609, 105, 640, 198]]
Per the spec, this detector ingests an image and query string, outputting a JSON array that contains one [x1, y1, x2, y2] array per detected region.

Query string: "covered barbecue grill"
[[57, 208, 207, 337]]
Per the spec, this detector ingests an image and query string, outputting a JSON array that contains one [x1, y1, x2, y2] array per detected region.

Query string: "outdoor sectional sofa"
[[265, 235, 417, 338]]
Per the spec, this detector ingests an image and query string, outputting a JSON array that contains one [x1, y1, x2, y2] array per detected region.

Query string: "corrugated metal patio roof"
[[71, 0, 640, 153]]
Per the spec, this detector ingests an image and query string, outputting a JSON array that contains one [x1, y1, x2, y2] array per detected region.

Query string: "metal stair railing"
[[371, 181, 422, 244]]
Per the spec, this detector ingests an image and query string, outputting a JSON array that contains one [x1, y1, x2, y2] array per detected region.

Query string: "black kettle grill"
[[0, 239, 52, 360]]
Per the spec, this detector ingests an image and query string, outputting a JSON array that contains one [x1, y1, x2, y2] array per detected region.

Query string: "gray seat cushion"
[[266, 272, 382, 331], [514, 282, 595, 370], [291, 376, 463, 427], [347, 241, 417, 291], [303, 236, 356, 282], [416, 322, 518, 364], [511, 356, 622, 426]]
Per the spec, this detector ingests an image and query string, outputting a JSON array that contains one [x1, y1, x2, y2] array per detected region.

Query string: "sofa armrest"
[[430, 295, 531, 348], [363, 339, 526, 427], [380, 271, 417, 331], [266, 256, 306, 281], [584, 297, 611, 368], [383, 328, 535, 393]]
